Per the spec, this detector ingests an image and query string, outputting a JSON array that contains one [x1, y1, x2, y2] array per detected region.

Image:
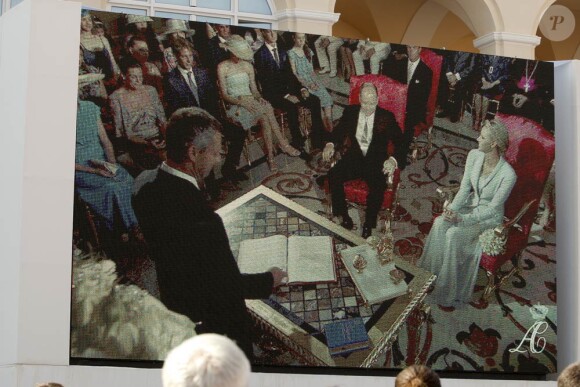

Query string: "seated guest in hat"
[[159, 19, 199, 74], [110, 58, 167, 175], [75, 88, 139, 242], [217, 35, 301, 172], [123, 14, 163, 64], [80, 10, 119, 84], [162, 334, 250, 387]]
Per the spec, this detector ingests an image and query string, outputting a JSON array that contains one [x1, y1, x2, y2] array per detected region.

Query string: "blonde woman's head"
[[395, 365, 441, 387]]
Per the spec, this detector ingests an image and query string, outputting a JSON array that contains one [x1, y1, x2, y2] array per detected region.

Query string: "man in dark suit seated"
[[132, 107, 287, 359], [254, 29, 326, 159], [383, 45, 432, 169], [322, 83, 404, 239], [206, 24, 231, 70]]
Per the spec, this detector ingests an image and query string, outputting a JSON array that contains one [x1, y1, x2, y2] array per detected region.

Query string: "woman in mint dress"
[[74, 100, 138, 238], [288, 33, 334, 133]]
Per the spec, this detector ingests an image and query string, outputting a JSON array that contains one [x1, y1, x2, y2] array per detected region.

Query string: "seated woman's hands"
[[322, 143, 335, 163], [443, 208, 461, 223]]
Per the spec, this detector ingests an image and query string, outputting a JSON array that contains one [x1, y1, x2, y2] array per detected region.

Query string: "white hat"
[[161, 19, 195, 37], [126, 14, 153, 25], [78, 73, 105, 87], [224, 35, 253, 61]]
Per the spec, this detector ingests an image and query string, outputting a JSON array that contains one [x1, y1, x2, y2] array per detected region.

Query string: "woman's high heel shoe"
[[280, 143, 301, 157]]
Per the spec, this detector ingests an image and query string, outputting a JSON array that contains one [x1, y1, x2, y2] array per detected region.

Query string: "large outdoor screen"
[[71, 9, 556, 376]]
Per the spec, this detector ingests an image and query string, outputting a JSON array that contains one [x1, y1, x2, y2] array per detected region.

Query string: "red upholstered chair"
[[438, 113, 555, 300], [335, 75, 407, 219], [479, 113, 555, 300]]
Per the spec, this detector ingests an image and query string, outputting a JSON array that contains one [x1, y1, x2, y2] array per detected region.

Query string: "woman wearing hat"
[[217, 35, 300, 171], [80, 10, 120, 83], [124, 14, 163, 64], [160, 19, 199, 74]]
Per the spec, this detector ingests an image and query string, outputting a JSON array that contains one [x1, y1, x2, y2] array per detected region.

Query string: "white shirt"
[[160, 162, 200, 190], [355, 111, 375, 156], [177, 66, 197, 88], [265, 42, 279, 62], [407, 59, 420, 84]]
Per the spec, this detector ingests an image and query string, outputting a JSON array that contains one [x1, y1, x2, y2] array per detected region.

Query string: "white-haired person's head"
[[162, 334, 251, 387]]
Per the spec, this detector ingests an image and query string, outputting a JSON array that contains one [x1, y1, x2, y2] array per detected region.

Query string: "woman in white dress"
[[419, 119, 517, 307], [217, 35, 300, 172]]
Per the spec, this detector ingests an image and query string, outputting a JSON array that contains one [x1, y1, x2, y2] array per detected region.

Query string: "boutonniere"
[[415, 79, 420, 83]]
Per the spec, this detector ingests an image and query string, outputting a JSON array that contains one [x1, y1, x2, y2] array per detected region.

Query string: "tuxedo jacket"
[[164, 67, 218, 118], [331, 105, 404, 171], [253, 44, 301, 101], [448, 149, 517, 227], [132, 168, 273, 355], [384, 58, 432, 137]]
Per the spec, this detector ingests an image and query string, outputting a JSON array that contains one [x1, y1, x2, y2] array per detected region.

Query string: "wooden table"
[[217, 186, 436, 368]]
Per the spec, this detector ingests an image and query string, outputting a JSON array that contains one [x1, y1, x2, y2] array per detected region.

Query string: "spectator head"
[[120, 58, 143, 90], [165, 108, 224, 178], [260, 29, 277, 45], [214, 24, 231, 39], [128, 35, 150, 63], [162, 334, 250, 387], [480, 118, 509, 155], [559, 362, 580, 387], [359, 82, 379, 117], [36, 383, 64, 387], [173, 38, 196, 70], [162, 19, 195, 42], [126, 14, 153, 33], [80, 10, 93, 33], [92, 16, 106, 37], [407, 45, 422, 62], [395, 365, 441, 387]]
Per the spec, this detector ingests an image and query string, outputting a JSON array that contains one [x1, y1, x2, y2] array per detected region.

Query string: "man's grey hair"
[[162, 334, 251, 387]]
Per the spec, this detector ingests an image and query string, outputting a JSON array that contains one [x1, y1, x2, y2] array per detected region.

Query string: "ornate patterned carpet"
[[243, 129, 557, 374]]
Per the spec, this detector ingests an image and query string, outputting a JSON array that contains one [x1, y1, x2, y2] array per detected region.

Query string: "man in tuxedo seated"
[[132, 107, 287, 359], [322, 83, 404, 238], [383, 45, 432, 169], [254, 29, 326, 159]]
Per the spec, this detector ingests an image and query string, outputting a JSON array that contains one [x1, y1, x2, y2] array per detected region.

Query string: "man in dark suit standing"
[[132, 107, 286, 359], [383, 45, 432, 169], [437, 51, 475, 122], [322, 83, 404, 239], [254, 29, 325, 157]]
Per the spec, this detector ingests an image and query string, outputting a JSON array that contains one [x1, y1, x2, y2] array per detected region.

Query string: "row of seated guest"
[[436, 51, 554, 132], [79, 11, 335, 182]]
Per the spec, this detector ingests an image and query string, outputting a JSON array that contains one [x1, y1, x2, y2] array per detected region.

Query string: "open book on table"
[[237, 235, 336, 285]]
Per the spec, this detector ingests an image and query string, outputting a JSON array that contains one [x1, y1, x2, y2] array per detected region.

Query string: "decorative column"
[[272, 0, 340, 35], [469, 0, 556, 59]]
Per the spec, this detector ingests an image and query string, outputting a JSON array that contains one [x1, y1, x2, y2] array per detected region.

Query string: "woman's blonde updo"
[[484, 118, 510, 154], [395, 365, 441, 387]]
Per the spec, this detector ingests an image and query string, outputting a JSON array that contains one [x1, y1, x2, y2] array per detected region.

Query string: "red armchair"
[[479, 113, 555, 300], [438, 113, 555, 300]]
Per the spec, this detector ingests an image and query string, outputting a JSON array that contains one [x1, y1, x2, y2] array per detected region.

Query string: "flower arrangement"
[[479, 228, 507, 256]]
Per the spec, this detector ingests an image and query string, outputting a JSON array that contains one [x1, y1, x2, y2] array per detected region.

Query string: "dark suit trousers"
[[267, 94, 324, 149], [328, 152, 387, 228]]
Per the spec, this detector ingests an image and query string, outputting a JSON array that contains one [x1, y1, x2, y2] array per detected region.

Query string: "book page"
[[287, 235, 336, 284], [237, 235, 288, 274]]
